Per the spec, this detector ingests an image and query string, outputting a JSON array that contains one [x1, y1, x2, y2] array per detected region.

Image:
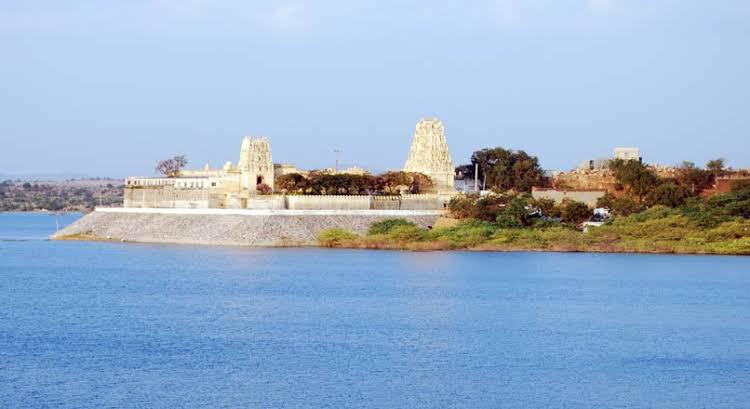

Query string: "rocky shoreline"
[[51, 208, 442, 247]]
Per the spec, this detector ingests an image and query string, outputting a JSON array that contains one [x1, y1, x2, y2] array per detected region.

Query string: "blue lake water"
[[1, 212, 749, 408]]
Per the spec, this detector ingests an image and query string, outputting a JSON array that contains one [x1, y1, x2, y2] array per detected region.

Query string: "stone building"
[[403, 118, 456, 192], [238, 137, 274, 190], [614, 147, 642, 162], [577, 147, 642, 171], [125, 136, 274, 208]]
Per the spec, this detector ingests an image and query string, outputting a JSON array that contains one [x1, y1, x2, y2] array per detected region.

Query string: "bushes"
[[645, 183, 692, 208], [561, 201, 593, 224], [368, 218, 417, 235], [447, 194, 511, 221], [597, 193, 646, 216], [277, 171, 434, 195], [495, 197, 530, 228], [318, 228, 358, 247], [427, 220, 498, 248]]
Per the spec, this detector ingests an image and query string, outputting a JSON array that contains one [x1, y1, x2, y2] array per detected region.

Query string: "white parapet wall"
[[285, 195, 373, 210], [94, 207, 443, 217]]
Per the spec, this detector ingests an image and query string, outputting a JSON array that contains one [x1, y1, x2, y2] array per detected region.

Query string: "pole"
[[334, 149, 342, 172], [474, 163, 479, 192]]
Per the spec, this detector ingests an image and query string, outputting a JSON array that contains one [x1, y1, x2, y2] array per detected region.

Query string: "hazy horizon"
[[1, 1, 748, 177]]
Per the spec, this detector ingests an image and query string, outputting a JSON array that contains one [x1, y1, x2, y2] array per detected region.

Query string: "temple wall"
[[285, 195, 372, 210], [124, 187, 217, 209]]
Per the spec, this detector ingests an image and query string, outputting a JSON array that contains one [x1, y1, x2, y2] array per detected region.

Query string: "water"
[[1, 213, 749, 408]]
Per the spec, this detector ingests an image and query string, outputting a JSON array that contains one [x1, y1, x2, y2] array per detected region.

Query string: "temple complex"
[[124, 118, 458, 209], [403, 118, 456, 192]]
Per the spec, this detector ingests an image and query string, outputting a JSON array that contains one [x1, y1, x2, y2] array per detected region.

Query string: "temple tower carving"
[[239, 136, 274, 191], [403, 118, 455, 191]]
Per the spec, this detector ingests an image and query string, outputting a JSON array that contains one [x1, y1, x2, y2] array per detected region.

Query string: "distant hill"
[[0, 172, 118, 182]]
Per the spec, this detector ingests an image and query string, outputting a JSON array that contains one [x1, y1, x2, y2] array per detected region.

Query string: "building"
[[614, 147, 641, 162], [125, 136, 274, 209], [124, 118, 459, 209], [403, 118, 456, 192], [577, 147, 642, 171]]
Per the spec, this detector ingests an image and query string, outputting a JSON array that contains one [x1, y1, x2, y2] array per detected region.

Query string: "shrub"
[[318, 228, 358, 247], [530, 197, 561, 218], [495, 197, 531, 227], [427, 220, 497, 248], [645, 183, 692, 208], [368, 218, 417, 235], [256, 183, 272, 194], [474, 195, 508, 221], [448, 195, 477, 219], [596, 193, 645, 216], [731, 180, 750, 192], [561, 201, 593, 224]]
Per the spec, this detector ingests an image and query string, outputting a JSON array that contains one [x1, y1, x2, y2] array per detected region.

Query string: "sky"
[[1, 0, 748, 177]]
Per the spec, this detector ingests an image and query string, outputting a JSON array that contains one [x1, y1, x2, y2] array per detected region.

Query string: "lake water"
[[1, 212, 749, 408]]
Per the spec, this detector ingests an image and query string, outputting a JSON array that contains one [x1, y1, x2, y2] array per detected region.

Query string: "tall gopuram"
[[238, 136, 274, 191], [403, 118, 456, 191]]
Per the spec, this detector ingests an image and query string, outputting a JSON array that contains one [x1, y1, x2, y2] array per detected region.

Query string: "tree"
[[156, 155, 188, 177], [469, 147, 544, 192], [609, 158, 660, 202], [676, 161, 714, 195], [496, 197, 532, 227], [561, 201, 593, 225], [645, 183, 692, 208], [379, 172, 433, 195], [276, 173, 307, 193], [596, 193, 646, 216], [529, 197, 561, 218], [706, 158, 726, 176]]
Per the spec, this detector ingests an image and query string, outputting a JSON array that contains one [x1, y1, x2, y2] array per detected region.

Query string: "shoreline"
[[46, 207, 750, 256], [54, 231, 750, 256]]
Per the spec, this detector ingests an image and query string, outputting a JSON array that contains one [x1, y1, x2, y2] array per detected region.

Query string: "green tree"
[[596, 193, 646, 216], [495, 197, 531, 227], [706, 158, 726, 176], [676, 161, 714, 195], [561, 201, 593, 224], [609, 158, 660, 202], [530, 197, 561, 218], [645, 183, 692, 208], [470, 147, 544, 192]]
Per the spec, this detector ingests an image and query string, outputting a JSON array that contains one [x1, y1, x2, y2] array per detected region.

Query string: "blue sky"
[[1, 0, 748, 177]]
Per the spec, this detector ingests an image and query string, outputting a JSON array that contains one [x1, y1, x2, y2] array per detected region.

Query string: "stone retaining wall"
[[52, 208, 443, 247]]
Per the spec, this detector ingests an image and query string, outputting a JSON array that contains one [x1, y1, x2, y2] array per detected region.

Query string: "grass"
[[316, 213, 750, 255]]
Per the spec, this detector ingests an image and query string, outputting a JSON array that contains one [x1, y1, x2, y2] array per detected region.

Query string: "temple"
[[124, 119, 458, 209], [403, 118, 456, 192]]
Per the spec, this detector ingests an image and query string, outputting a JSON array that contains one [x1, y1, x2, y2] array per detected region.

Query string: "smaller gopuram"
[[238, 137, 274, 191], [403, 118, 456, 191]]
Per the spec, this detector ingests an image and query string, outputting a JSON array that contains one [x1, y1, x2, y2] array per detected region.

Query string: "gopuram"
[[403, 118, 456, 192]]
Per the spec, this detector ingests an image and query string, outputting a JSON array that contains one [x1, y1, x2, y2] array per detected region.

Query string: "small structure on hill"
[[403, 118, 456, 192], [578, 147, 642, 171]]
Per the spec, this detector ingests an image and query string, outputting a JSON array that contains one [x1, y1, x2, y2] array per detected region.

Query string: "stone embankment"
[[51, 208, 443, 247]]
